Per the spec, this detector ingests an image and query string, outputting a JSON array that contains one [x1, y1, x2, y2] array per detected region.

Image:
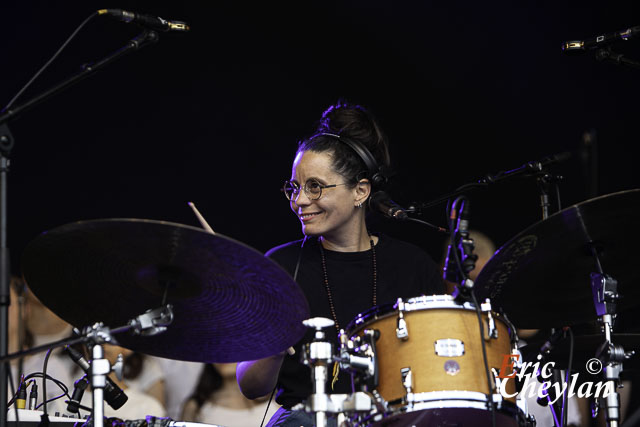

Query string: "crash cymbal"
[[519, 333, 640, 372], [20, 218, 310, 363], [474, 189, 640, 329]]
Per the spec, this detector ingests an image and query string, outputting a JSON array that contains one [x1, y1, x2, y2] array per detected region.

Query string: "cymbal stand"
[[533, 166, 563, 221], [296, 317, 374, 427], [589, 247, 633, 427]]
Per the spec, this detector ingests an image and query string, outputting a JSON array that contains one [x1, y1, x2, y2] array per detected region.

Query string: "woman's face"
[[289, 150, 364, 239]]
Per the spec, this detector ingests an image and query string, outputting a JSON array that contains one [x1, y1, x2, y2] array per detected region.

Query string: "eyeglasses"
[[282, 179, 348, 201]]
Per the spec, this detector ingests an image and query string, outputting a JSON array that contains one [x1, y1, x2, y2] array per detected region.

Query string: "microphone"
[[64, 346, 128, 410], [457, 198, 470, 238], [562, 25, 640, 54], [481, 151, 571, 185], [539, 327, 567, 356], [443, 198, 476, 285], [66, 375, 89, 415], [368, 191, 408, 220], [98, 9, 190, 32]]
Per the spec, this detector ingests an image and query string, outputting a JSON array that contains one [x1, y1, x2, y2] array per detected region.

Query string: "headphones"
[[319, 132, 388, 188]]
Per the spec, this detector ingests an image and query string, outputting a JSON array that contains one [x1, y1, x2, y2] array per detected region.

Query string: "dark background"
[[1, 1, 639, 276]]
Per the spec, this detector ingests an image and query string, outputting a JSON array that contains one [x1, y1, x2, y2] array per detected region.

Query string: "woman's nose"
[[292, 188, 311, 208]]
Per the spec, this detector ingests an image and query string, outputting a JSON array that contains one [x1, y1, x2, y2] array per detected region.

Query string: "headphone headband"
[[318, 132, 387, 188]]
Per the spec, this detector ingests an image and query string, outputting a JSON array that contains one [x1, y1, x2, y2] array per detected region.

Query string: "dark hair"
[[297, 101, 391, 189], [123, 352, 145, 380], [188, 364, 223, 409]]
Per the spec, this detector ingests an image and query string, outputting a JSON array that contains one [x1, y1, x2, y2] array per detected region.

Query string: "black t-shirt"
[[266, 233, 444, 409]]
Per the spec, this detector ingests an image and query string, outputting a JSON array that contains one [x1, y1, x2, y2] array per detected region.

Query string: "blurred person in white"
[[182, 363, 278, 427], [8, 277, 76, 415], [147, 356, 204, 420]]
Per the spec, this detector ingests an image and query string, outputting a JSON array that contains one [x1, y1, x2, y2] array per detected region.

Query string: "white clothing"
[[149, 356, 204, 419], [125, 355, 165, 392], [196, 400, 279, 427]]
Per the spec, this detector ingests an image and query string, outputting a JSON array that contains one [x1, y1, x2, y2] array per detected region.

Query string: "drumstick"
[[187, 202, 216, 234], [188, 202, 295, 356]]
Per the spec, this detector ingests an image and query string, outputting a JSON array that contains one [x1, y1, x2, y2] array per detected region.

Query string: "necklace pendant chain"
[[318, 235, 377, 332]]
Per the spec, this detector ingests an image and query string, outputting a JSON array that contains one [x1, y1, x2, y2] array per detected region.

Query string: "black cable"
[[6, 364, 19, 424], [33, 373, 70, 410], [7, 372, 71, 407], [24, 372, 70, 396], [292, 235, 308, 282], [447, 198, 496, 427], [562, 328, 574, 427], [35, 392, 68, 410], [41, 348, 53, 415], [470, 291, 498, 427], [555, 182, 563, 211], [259, 386, 278, 427], [406, 217, 448, 234], [63, 400, 92, 415], [1, 11, 100, 112]]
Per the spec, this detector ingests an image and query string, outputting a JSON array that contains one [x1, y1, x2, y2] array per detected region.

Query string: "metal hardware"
[[396, 298, 409, 340]]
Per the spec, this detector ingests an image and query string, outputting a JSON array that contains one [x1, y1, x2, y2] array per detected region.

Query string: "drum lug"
[[395, 298, 409, 340], [491, 367, 502, 391], [486, 310, 499, 340], [400, 367, 415, 409], [401, 367, 413, 394]]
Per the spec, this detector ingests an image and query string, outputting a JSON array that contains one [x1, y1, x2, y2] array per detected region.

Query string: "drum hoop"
[[345, 294, 481, 334], [364, 393, 523, 426], [407, 390, 515, 405]]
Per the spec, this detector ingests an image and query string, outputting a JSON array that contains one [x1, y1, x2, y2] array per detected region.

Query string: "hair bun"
[[317, 100, 390, 169]]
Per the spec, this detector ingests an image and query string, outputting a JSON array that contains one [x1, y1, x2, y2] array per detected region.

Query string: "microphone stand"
[[410, 152, 570, 212], [0, 29, 159, 427], [594, 48, 640, 70], [0, 305, 173, 427], [0, 30, 159, 125]]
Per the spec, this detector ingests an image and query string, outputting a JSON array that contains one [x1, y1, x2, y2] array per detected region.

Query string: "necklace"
[[318, 235, 377, 389], [318, 235, 378, 332]]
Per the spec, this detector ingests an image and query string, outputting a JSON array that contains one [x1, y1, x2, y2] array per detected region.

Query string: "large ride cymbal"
[[20, 218, 310, 363], [474, 189, 640, 330]]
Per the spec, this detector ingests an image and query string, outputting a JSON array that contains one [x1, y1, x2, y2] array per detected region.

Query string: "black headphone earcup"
[[371, 171, 388, 189]]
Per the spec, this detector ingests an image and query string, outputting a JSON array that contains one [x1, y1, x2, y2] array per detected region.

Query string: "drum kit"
[[4, 189, 640, 427]]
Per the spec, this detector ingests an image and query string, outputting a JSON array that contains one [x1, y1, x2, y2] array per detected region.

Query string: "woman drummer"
[[237, 101, 444, 426]]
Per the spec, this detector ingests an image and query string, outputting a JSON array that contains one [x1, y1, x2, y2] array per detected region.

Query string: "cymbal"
[[519, 333, 640, 372], [474, 189, 640, 329], [20, 218, 310, 363]]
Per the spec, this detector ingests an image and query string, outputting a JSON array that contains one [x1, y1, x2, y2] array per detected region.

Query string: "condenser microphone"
[[562, 25, 640, 54], [64, 346, 128, 410], [99, 9, 190, 32], [369, 191, 408, 220]]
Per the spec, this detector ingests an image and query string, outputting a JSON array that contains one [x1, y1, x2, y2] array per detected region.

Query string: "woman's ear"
[[354, 179, 372, 207]]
